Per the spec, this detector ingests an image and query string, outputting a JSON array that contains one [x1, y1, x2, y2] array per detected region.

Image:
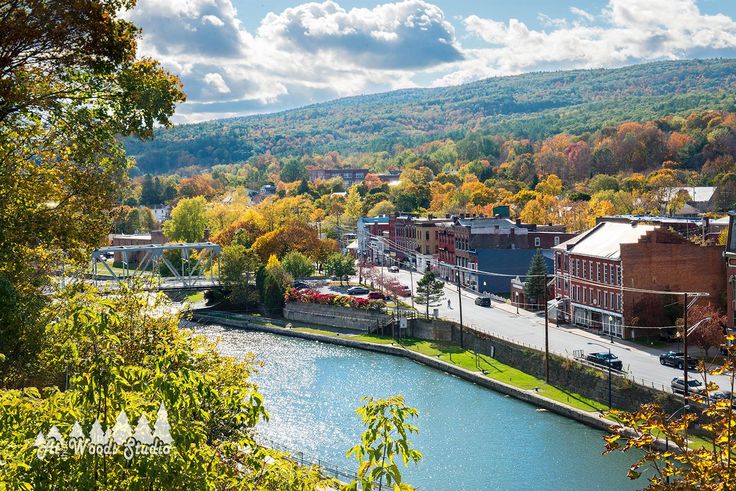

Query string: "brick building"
[[388, 214, 417, 266], [357, 216, 390, 264], [723, 213, 736, 330], [307, 168, 368, 187], [436, 222, 455, 281], [110, 230, 167, 265], [554, 220, 725, 340]]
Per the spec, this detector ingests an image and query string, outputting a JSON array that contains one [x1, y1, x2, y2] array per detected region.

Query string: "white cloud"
[[127, 0, 736, 122], [447, 0, 736, 83], [203, 73, 231, 94], [569, 7, 594, 22]]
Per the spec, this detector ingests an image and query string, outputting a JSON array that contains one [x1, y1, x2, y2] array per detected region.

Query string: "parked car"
[[367, 292, 386, 300], [585, 352, 623, 371], [388, 265, 399, 273], [659, 351, 698, 370], [397, 285, 411, 297], [671, 377, 704, 395], [292, 281, 310, 290], [474, 296, 491, 307], [347, 286, 370, 295], [711, 391, 736, 407]]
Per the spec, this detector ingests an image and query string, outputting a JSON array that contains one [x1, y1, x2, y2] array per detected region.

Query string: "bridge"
[[90, 242, 222, 291]]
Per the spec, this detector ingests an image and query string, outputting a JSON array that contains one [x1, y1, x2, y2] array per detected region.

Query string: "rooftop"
[[553, 221, 656, 259]]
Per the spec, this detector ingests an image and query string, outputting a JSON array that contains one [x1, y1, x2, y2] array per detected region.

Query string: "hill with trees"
[[125, 59, 736, 173]]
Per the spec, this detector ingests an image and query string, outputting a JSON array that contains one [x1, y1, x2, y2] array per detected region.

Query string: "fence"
[[258, 437, 379, 487]]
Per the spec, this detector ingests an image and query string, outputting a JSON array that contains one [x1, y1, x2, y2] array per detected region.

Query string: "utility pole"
[[457, 270, 464, 348], [544, 271, 549, 384], [683, 292, 689, 402]]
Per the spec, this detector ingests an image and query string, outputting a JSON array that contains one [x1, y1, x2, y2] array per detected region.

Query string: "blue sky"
[[126, 0, 736, 123]]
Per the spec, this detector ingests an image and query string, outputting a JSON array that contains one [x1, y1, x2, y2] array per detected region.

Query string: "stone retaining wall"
[[284, 302, 391, 331], [409, 317, 682, 414]]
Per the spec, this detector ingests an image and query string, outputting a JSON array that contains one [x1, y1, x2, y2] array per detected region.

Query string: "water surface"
[[197, 325, 642, 490]]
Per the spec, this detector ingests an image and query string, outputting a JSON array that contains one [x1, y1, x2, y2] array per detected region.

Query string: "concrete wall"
[[284, 302, 391, 331], [408, 317, 682, 414]]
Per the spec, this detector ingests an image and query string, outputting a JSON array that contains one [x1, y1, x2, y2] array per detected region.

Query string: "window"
[[583, 287, 587, 303], [582, 260, 586, 279], [589, 261, 593, 280], [616, 266, 622, 286], [617, 294, 622, 311], [598, 290, 601, 306], [603, 291, 608, 308], [596, 264, 600, 282], [603, 264, 608, 283], [534, 237, 541, 247], [554, 236, 560, 246], [425, 231, 429, 241]]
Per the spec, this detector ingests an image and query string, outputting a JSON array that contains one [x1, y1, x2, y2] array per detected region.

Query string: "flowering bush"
[[284, 289, 385, 312]]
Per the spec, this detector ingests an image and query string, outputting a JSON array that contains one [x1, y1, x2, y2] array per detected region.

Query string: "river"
[[195, 324, 642, 490]]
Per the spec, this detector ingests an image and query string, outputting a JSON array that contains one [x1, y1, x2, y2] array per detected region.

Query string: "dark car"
[[671, 377, 704, 395], [711, 391, 736, 407], [388, 265, 399, 273], [367, 292, 386, 300], [474, 296, 491, 307], [292, 281, 310, 290], [659, 351, 698, 370], [585, 352, 623, 371], [347, 286, 370, 295]]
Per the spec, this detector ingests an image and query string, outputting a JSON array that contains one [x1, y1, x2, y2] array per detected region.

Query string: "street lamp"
[[588, 341, 613, 410], [515, 291, 519, 315], [608, 315, 614, 344]]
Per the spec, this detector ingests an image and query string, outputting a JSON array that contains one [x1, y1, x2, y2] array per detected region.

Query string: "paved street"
[[334, 266, 734, 394]]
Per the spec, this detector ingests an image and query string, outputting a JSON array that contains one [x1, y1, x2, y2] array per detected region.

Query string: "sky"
[[125, 0, 736, 124]]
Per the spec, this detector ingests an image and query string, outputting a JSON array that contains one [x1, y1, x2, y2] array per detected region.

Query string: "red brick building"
[[723, 213, 736, 330], [388, 215, 417, 266], [554, 220, 725, 340], [436, 222, 455, 281]]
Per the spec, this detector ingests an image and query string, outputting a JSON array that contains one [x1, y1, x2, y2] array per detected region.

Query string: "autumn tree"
[[163, 197, 208, 243], [325, 253, 356, 285], [0, 0, 184, 382], [686, 303, 726, 358]]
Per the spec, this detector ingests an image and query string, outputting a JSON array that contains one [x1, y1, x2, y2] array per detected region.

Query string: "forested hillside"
[[126, 59, 736, 173]]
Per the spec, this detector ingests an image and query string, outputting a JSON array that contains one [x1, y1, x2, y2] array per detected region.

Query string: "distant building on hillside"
[[308, 168, 368, 187], [110, 230, 167, 265]]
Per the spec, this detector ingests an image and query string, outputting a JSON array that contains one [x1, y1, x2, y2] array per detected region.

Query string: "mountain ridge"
[[125, 59, 736, 173]]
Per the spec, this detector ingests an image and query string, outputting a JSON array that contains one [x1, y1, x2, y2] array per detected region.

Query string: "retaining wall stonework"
[[284, 302, 391, 331], [408, 318, 683, 414]]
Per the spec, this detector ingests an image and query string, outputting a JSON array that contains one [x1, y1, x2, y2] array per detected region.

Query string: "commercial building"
[[554, 219, 725, 340], [307, 168, 368, 187], [109, 230, 167, 265], [357, 216, 390, 264]]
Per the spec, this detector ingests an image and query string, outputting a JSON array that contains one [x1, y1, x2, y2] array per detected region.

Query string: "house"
[[150, 205, 171, 224], [663, 186, 716, 213], [554, 220, 725, 340], [307, 168, 368, 187]]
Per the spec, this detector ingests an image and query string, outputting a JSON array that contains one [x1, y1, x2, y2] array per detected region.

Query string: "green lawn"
[[185, 291, 205, 303]]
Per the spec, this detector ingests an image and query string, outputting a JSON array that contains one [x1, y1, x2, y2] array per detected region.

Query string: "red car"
[[367, 292, 386, 300]]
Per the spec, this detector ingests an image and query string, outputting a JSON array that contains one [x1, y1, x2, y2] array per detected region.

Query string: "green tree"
[[524, 250, 548, 310], [325, 253, 356, 285], [220, 245, 261, 307], [279, 157, 308, 182], [0, 0, 184, 384], [0, 285, 334, 489], [415, 270, 445, 319], [346, 395, 422, 491], [163, 197, 207, 242], [282, 251, 314, 279]]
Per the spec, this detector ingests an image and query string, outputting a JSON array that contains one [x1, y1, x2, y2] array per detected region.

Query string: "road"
[[325, 266, 733, 395]]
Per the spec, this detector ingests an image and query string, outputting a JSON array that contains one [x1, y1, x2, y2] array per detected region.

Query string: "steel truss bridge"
[[90, 242, 222, 291]]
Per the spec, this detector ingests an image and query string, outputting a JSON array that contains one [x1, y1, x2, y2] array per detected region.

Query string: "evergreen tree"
[[524, 249, 548, 310], [140, 174, 159, 205], [415, 270, 445, 319]]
